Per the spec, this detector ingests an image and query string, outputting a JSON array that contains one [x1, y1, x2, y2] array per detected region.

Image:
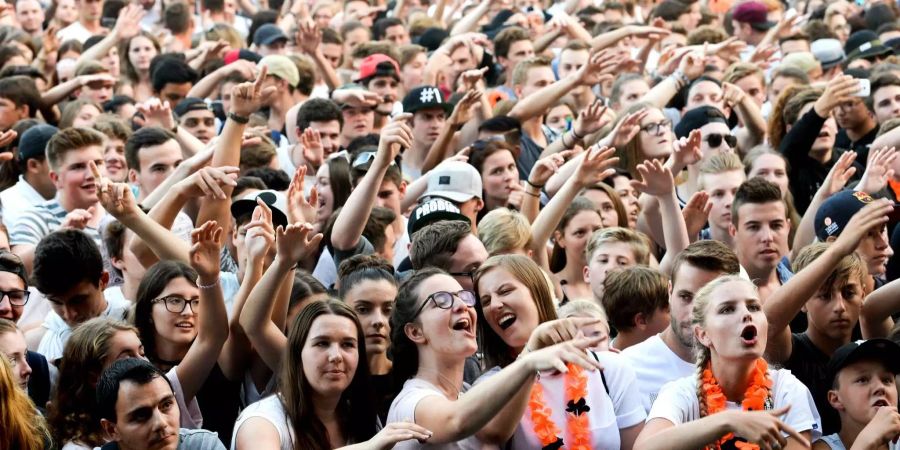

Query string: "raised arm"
[[75, 4, 143, 69], [861, 277, 900, 338], [331, 114, 412, 251], [450, 0, 492, 35], [630, 159, 689, 276], [186, 60, 256, 100], [724, 82, 767, 151], [640, 51, 703, 109], [791, 152, 857, 260], [297, 20, 341, 91], [764, 199, 894, 363], [422, 90, 481, 173], [589, 25, 669, 52], [41, 73, 117, 106], [509, 51, 614, 122]]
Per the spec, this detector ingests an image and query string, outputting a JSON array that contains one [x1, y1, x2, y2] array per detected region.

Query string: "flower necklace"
[[527, 363, 592, 450], [700, 358, 773, 450]]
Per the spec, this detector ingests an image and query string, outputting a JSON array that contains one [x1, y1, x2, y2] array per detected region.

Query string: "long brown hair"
[[475, 255, 558, 369], [280, 299, 377, 450], [0, 356, 48, 450], [549, 196, 602, 273]]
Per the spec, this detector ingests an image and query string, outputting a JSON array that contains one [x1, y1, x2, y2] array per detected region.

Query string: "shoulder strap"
[[590, 351, 610, 395]]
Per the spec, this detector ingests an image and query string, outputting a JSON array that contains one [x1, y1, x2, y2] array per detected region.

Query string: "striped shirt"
[[10, 199, 102, 249]]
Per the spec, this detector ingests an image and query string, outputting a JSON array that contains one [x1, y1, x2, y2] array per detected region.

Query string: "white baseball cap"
[[420, 161, 483, 203]]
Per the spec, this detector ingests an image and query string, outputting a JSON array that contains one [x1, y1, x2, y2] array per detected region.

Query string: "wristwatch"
[[228, 112, 250, 124]]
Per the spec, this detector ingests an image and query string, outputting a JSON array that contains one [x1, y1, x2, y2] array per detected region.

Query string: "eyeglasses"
[[448, 271, 476, 283], [152, 295, 200, 314], [639, 120, 671, 135], [704, 133, 737, 148], [412, 290, 477, 318], [0, 290, 29, 306]]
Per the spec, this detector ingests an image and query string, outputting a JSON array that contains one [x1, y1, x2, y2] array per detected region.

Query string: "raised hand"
[[671, 129, 703, 170], [682, 191, 712, 238], [448, 90, 482, 126], [0, 129, 17, 148], [91, 160, 139, 219], [136, 98, 176, 131], [60, 207, 95, 229], [857, 146, 897, 194], [525, 317, 606, 351], [331, 89, 380, 108], [507, 182, 525, 210], [678, 51, 705, 81], [520, 335, 604, 373], [367, 422, 433, 450], [245, 199, 276, 264], [631, 159, 675, 197], [42, 23, 60, 56], [296, 19, 321, 56], [275, 222, 323, 265], [856, 406, 900, 448], [189, 220, 224, 281], [459, 67, 488, 91], [113, 3, 145, 39], [724, 406, 808, 449], [822, 150, 857, 197], [574, 146, 619, 188], [175, 166, 239, 200], [722, 82, 747, 109], [286, 165, 318, 224], [300, 128, 324, 168], [576, 50, 617, 86], [378, 113, 413, 161], [230, 65, 278, 118], [832, 199, 894, 256], [573, 102, 610, 138], [815, 75, 859, 117], [707, 37, 746, 64], [528, 150, 572, 188], [611, 109, 649, 148]]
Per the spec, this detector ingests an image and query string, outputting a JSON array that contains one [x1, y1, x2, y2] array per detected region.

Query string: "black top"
[[834, 125, 879, 164], [195, 363, 242, 448], [371, 372, 398, 423], [26, 350, 50, 411], [784, 333, 837, 434]]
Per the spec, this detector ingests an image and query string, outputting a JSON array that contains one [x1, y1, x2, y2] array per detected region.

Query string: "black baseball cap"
[[827, 339, 900, 384], [845, 30, 893, 63], [18, 124, 57, 162], [173, 97, 211, 119], [815, 190, 875, 241], [253, 24, 288, 47], [674, 105, 727, 139], [408, 198, 469, 236], [402, 86, 453, 115], [230, 190, 288, 228]]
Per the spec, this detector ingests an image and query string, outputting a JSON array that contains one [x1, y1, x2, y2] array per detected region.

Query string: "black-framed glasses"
[[448, 271, 475, 283], [412, 290, 477, 318], [152, 296, 200, 314], [639, 120, 671, 135], [0, 289, 29, 306], [704, 133, 737, 148]]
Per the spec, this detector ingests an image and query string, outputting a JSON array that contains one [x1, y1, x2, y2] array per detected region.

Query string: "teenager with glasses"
[[386, 267, 604, 448], [607, 103, 674, 178]]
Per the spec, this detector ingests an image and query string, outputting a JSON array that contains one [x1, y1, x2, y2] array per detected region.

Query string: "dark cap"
[[402, 86, 453, 115], [253, 24, 288, 47], [408, 198, 469, 236], [230, 189, 288, 227], [354, 54, 401, 83], [732, 1, 776, 30], [674, 105, 727, 139], [173, 97, 211, 119], [223, 48, 262, 65], [845, 30, 893, 62], [18, 124, 58, 162], [827, 339, 900, 384], [416, 27, 450, 52], [815, 190, 875, 241]]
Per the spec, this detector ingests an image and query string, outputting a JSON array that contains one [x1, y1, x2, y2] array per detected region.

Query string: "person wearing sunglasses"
[[673, 105, 737, 204], [387, 267, 604, 448]]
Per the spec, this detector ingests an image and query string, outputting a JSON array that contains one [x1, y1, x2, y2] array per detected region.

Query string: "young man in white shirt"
[[0, 125, 56, 230], [621, 240, 740, 411]]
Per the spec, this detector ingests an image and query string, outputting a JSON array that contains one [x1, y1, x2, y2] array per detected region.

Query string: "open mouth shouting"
[[452, 316, 475, 337], [740, 324, 758, 346], [497, 312, 516, 330]]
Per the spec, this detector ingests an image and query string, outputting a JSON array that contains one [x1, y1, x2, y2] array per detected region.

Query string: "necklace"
[[527, 363, 592, 450], [700, 358, 773, 450]]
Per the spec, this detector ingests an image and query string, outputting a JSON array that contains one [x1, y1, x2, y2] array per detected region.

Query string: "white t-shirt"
[[37, 294, 132, 361], [0, 176, 48, 230], [817, 433, 900, 449], [476, 351, 645, 449], [56, 21, 94, 43], [231, 395, 294, 450], [386, 378, 480, 450], [648, 368, 823, 442], [621, 334, 695, 412]]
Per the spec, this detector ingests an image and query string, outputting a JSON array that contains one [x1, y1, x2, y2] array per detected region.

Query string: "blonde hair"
[[511, 55, 553, 86], [0, 357, 48, 450], [478, 208, 533, 256], [793, 243, 868, 293], [697, 152, 745, 191], [723, 62, 765, 86], [584, 227, 651, 266], [558, 299, 608, 323]]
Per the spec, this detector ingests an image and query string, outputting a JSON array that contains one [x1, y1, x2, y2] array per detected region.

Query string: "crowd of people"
[[3, 0, 900, 448]]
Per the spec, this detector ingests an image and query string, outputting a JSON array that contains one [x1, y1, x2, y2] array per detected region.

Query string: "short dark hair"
[[103, 221, 126, 279], [373, 17, 403, 40], [296, 98, 342, 131], [493, 26, 531, 59], [150, 56, 199, 94], [125, 127, 177, 172], [670, 240, 740, 285], [164, 1, 192, 34], [243, 167, 290, 190], [602, 266, 668, 331], [33, 229, 104, 296], [202, 0, 224, 13], [46, 128, 106, 171], [410, 220, 472, 270], [96, 358, 171, 422], [732, 177, 785, 227], [0, 76, 40, 119], [867, 73, 900, 112], [0, 251, 28, 288], [103, 95, 136, 114], [233, 175, 267, 199]]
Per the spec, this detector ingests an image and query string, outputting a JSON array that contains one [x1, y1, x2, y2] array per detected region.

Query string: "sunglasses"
[[412, 290, 477, 318], [351, 151, 397, 169], [704, 133, 737, 148]]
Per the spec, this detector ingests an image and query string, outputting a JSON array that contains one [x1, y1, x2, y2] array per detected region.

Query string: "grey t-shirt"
[[98, 428, 225, 450]]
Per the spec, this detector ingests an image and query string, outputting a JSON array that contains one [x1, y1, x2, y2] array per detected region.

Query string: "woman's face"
[[585, 242, 637, 300], [477, 267, 541, 350], [102, 330, 146, 370], [102, 45, 120, 77], [749, 153, 789, 197], [345, 279, 396, 356], [72, 104, 101, 128], [544, 105, 574, 135], [481, 151, 518, 205], [315, 164, 334, 225], [558, 210, 603, 268], [413, 274, 477, 358], [55, 0, 78, 24], [129, 36, 158, 72], [696, 281, 768, 361], [150, 277, 200, 348], [104, 138, 127, 182], [637, 108, 673, 160], [301, 314, 360, 398], [582, 190, 620, 228], [566, 312, 610, 351], [401, 52, 427, 93], [611, 175, 639, 228], [800, 102, 837, 152]]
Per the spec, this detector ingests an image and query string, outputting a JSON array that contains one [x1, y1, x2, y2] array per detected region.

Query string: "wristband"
[[526, 180, 544, 189], [571, 129, 583, 141], [197, 277, 220, 290], [670, 69, 689, 89], [228, 112, 250, 124]]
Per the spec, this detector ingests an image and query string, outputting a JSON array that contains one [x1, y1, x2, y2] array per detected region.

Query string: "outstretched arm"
[[630, 160, 689, 276]]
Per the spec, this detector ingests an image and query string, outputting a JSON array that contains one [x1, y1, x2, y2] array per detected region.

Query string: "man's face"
[[873, 84, 900, 124], [343, 27, 370, 58], [699, 122, 735, 157], [0, 330, 31, 390], [321, 43, 342, 69], [367, 76, 399, 116], [340, 105, 374, 142], [448, 45, 477, 88], [80, 77, 115, 104], [557, 49, 589, 80], [374, 178, 405, 218], [669, 264, 724, 349], [0, 96, 29, 131], [259, 41, 287, 56], [805, 275, 862, 341], [103, 138, 127, 183], [516, 66, 555, 100], [305, 120, 341, 156], [401, 52, 427, 91], [830, 360, 898, 425], [51, 146, 104, 209], [702, 170, 745, 231], [384, 24, 410, 46], [157, 82, 192, 107], [501, 40, 535, 71], [0, 272, 26, 322], [446, 234, 489, 291], [47, 278, 107, 327], [829, 14, 851, 43], [15, 0, 44, 33], [411, 108, 446, 146], [686, 81, 725, 112], [735, 74, 766, 108], [834, 97, 872, 130], [345, 0, 374, 26], [780, 38, 810, 55], [731, 201, 790, 273], [129, 139, 183, 199], [179, 109, 216, 144], [615, 79, 650, 112], [855, 223, 894, 276], [78, 0, 103, 22], [678, 2, 702, 29], [102, 377, 181, 450]]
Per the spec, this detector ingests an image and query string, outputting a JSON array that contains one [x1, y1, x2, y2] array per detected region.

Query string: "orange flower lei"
[[700, 358, 773, 450], [527, 363, 592, 450]]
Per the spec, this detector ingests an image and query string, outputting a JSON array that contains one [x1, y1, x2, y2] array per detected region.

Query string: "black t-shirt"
[[371, 372, 398, 423], [834, 125, 879, 165], [195, 363, 242, 447], [785, 333, 837, 434]]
